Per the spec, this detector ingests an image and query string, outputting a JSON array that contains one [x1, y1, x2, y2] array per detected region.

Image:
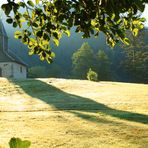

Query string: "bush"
[[9, 137, 31, 148], [87, 68, 98, 81], [28, 66, 48, 78]]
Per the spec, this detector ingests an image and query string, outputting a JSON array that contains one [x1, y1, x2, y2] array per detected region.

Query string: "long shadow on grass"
[[10, 79, 148, 124]]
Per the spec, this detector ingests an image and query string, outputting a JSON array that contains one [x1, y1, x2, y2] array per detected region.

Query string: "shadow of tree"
[[10, 79, 148, 124]]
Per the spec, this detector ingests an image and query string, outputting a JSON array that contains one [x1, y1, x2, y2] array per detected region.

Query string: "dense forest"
[[3, 19, 148, 83]]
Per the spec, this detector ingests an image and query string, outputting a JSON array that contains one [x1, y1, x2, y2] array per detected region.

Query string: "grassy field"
[[0, 78, 148, 148]]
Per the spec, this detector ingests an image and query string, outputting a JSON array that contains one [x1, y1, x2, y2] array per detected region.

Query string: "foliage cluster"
[[1, 0, 148, 62]]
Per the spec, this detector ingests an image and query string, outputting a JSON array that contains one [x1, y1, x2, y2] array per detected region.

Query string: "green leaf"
[[20, 18, 26, 23], [123, 19, 128, 26], [40, 53, 45, 61], [64, 30, 70, 37], [1, 4, 12, 16], [15, 14, 21, 20], [6, 18, 13, 24], [32, 22, 38, 28], [53, 38, 59, 46], [111, 13, 115, 20], [91, 20, 97, 27], [139, 24, 144, 29], [51, 52, 55, 58], [140, 17, 146, 22], [135, 3, 145, 12], [18, 2, 26, 8], [13, 22, 18, 28], [52, 32, 59, 39], [14, 31, 22, 39], [43, 33, 49, 40], [46, 58, 52, 63], [36, 30, 43, 38], [54, 8, 57, 13], [21, 34, 29, 44], [123, 38, 130, 45], [23, 12, 29, 19], [9, 137, 31, 148], [27, 0, 34, 7], [132, 28, 139, 36], [108, 37, 116, 47], [13, 3, 19, 14], [35, 0, 40, 5], [29, 49, 34, 55], [42, 40, 49, 46]]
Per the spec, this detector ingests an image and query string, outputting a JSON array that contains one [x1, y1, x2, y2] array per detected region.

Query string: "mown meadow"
[[0, 78, 148, 148]]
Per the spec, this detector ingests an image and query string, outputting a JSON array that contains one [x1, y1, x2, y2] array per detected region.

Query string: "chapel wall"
[[0, 62, 13, 78], [12, 62, 27, 79]]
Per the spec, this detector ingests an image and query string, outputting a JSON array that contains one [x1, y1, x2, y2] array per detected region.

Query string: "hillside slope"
[[0, 78, 148, 148]]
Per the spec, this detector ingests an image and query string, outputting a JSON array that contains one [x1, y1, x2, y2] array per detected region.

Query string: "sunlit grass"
[[0, 78, 148, 148]]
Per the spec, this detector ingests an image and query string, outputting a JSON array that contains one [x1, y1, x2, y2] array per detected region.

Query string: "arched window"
[[0, 68, 2, 77]]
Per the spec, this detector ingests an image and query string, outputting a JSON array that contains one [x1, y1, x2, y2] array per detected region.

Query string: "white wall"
[[12, 62, 27, 79], [0, 62, 27, 79], [0, 62, 13, 77]]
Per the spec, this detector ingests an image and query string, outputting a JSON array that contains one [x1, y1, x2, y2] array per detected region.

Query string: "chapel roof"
[[0, 19, 27, 67], [0, 19, 7, 37]]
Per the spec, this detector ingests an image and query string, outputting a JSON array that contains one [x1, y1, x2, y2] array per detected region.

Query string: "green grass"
[[0, 78, 148, 148]]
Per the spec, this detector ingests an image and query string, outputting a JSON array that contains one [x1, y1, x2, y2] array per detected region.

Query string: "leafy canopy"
[[1, 0, 148, 63]]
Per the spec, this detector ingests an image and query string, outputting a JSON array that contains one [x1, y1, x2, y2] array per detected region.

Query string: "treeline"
[[28, 29, 148, 83], [5, 18, 147, 83]]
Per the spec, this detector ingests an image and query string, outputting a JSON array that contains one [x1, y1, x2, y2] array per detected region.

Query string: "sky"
[[0, 0, 148, 27], [141, 4, 148, 27]]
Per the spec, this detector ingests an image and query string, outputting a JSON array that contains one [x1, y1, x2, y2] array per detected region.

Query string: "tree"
[[72, 42, 95, 78], [1, 0, 148, 63], [95, 49, 111, 80], [121, 29, 148, 82]]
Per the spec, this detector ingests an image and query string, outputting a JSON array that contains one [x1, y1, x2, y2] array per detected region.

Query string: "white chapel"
[[0, 20, 27, 79]]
